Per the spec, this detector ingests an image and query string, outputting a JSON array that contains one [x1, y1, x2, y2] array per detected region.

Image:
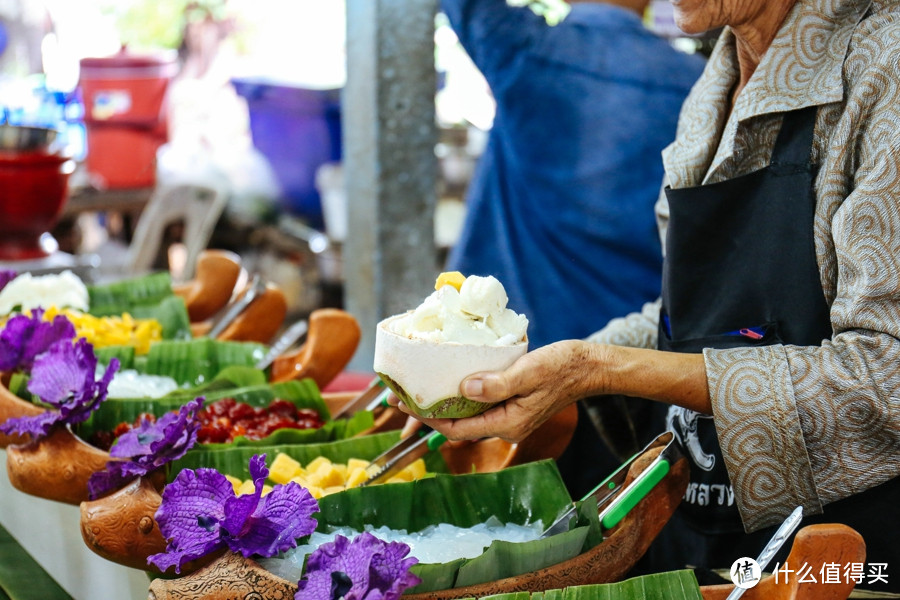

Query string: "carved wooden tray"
[[146, 444, 686, 599], [79, 402, 578, 575]]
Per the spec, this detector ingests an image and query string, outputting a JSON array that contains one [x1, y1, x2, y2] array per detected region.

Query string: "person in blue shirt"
[[441, 0, 705, 495]]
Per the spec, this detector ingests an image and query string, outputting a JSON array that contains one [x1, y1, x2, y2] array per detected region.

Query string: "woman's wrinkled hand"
[[414, 340, 608, 443]]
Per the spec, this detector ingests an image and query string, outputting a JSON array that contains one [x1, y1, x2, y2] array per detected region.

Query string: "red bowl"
[[0, 150, 74, 260]]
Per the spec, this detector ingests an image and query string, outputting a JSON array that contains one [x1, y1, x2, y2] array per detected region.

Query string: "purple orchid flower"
[[87, 397, 205, 499], [0, 308, 76, 372], [0, 270, 16, 293], [0, 337, 118, 439], [296, 531, 421, 600], [149, 453, 319, 574]]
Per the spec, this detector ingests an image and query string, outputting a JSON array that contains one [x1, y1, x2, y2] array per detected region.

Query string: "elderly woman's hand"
[[393, 339, 710, 444], [410, 340, 609, 443]]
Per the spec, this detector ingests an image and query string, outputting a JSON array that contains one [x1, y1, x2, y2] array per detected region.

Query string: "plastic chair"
[[124, 183, 228, 281]]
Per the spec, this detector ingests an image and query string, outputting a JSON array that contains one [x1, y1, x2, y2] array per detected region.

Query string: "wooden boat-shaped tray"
[[78, 401, 577, 575]]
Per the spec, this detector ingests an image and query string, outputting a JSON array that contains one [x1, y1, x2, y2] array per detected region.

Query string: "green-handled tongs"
[[541, 430, 681, 538], [359, 426, 447, 487]]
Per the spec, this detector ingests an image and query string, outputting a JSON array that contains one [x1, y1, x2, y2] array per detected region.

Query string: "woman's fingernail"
[[462, 378, 483, 398]]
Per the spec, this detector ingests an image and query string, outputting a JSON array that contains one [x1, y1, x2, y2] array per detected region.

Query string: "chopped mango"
[[315, 464, 346, 488], [323, 485, 345, 496], [403, 458, 427, 481], [305, 456, 333, 474], [306, 485, 326, 499], [345, 467, 369, 489], [236, 480, 256, 496], [386, 475, 409, 484], [269, 454, 303, 484], [224, 474, 243, 494], [435, 271, 466, 291], [305, 471, 325, 488], [261, 484, 273, 497], [333, 463, 348, 480], [347, 458, 370, 471], [387, 469, 413, 483]]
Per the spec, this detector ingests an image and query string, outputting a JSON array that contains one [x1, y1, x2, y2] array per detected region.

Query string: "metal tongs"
[[332, 376, 391, 420], [254, 319, 309, 370], [358, 425, 448, 487], [541, 431, 682, 539], [725, 505, 804, 600], [207, 274, 266, 339]]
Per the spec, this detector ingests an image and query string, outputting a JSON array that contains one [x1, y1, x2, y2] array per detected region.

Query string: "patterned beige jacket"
[[590, 0, 900, 531]]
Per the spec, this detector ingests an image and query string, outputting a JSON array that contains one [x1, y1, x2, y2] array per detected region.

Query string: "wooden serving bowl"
[[80, 403, 578, 575], [147, 444, 688, 599], [172, 249, 242, 323], [0, 372, 44, 448]]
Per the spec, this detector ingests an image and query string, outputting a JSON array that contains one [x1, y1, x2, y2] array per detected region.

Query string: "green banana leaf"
[[169, 430, 445, 482], [78, 379, 373, 447], [140, 338, 267, 386], [466, 571, 703, 600], [312, 460, 590, 593], [476, 570, 703, 600], [87, 272, 191, 340]]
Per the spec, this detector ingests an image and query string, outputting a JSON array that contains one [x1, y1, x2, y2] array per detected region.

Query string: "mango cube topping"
[[435, 271, 466, 291]]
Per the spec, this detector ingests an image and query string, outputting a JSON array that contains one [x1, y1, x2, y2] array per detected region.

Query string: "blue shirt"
[[443, 0, 705, 348]]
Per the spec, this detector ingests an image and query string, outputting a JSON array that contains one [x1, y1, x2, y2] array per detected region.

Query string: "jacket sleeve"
[[707, 31, 900, 532], [440, 0, 547, 89]]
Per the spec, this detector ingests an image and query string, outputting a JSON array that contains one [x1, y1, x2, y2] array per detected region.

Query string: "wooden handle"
[[700, 523, 866, 600], [172, 249, 242, 323], [270, 308, 361, 389]]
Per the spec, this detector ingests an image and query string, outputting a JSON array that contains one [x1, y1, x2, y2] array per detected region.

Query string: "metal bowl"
[[0, 125, 60, 153]]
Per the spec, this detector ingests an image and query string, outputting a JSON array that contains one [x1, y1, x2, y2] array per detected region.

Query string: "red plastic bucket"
[[79, 51, 178, 189], [0, 150, 74, 260]]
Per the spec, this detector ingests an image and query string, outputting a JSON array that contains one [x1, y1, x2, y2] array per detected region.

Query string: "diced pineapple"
[[315, 463, 346, 488], [435, 271, 466, 291], [403, 458, 427, 481], [345, 467, 369, 489], [289, 474, 310, 489], [386, 475, 409, 484], [387, 469, 413, 482], [236, 480, 256, 496], [305, 456, 333, 473], [305, 471, 325, 488], [261, 484, 273, 497], [323, 485, 345, 497], [224, 474, 243, 494], [269, 454, 303, 484], [347, 458, 370, 471], [306, 485, 326, 499], [333, 463, 349, 481]]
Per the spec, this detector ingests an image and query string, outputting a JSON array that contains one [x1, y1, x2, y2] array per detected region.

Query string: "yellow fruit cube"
[[387, 469, 413, 483], [224, 474, 243, 494], [261, 484, 273, 497], [402, 458, 427, 481], [305, 456, 332, 473], [306, 485, 326, 499], [323, 485, 345, 496], [333, 463, 349, 482], [345, 467, 369, 489], [315, 464, 346, 488], [305, 472, 325, 488], [269, 453, 303, 484], [289, 475, 310, 489], [386, 475, 409, 484], [435, 271, 466, 291], [347, 458, 370, 471], [236, 480, 256, 496]]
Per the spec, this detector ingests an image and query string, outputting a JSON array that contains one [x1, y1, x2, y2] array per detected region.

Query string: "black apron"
[[647, 106, 900, 593]]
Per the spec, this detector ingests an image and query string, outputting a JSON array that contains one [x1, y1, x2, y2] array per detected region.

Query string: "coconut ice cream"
[[373, 273, 528, 419]]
